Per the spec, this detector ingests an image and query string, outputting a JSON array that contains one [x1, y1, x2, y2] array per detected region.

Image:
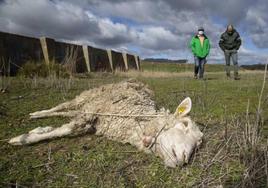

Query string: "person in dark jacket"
[[190, 27, 210, 79], [219, 24, 242, 80]]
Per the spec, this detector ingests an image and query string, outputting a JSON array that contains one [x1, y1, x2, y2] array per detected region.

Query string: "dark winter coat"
[[219, 29, 242, 51]]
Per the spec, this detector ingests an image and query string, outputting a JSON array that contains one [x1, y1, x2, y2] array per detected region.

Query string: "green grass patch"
[[0, 70, 267, 187], [140, 61, 241, 73]]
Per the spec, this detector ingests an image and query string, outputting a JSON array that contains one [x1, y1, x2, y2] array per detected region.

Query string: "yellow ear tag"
[[178, 106, 186, 114]]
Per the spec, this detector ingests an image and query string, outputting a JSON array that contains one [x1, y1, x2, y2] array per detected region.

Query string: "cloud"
[[204, 0, 255, 24], [0, 0, 267, 64], [244, 0, 268, 48], [0, 0, 100, 40], [135, 27, 179, 50]]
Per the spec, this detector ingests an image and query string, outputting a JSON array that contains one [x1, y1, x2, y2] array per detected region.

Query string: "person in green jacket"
[[190, 27, 210, 79]]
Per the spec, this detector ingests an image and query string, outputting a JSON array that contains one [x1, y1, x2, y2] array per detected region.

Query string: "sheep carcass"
[[9, 80, 203, 167]]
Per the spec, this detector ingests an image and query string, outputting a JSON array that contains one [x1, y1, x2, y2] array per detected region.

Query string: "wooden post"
[[39, 37, 55, 65], [107, 49, 113, 72], [122, 52, 128, 70], [134, 55, 140, 70], [40, 37, 49, 65], [138, 56, 141, 71], [82, 45, 91, 72]]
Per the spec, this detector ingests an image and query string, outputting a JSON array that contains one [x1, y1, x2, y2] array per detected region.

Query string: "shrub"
[[18, 61, 70, 78]]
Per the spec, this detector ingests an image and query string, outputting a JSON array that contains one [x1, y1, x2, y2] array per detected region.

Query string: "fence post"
[[122, 52, 128, 71], [138, 56, 141, 71], [82, 45, 91, 72], [134, 55, 140, 70], [107, 49, 114, 72], [39, 37, 55, 65]]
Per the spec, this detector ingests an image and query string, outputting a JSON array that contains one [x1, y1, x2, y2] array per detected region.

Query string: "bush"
[[18, 61, 70, 78]]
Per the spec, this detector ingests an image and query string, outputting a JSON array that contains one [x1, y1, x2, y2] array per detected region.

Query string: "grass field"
[[0, 63, 267, 187], [140, 61, 240, 73]]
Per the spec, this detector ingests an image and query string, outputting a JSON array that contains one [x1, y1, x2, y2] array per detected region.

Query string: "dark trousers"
[[194, 56, 206, 78], [224, 50, 238, 77]]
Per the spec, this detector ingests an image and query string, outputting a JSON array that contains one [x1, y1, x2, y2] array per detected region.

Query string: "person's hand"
[[232, 49, 238, 53]]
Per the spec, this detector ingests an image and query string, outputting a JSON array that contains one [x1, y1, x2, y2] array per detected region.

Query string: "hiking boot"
[[234, 76, 240, 80], [234, 73, 240, 80]]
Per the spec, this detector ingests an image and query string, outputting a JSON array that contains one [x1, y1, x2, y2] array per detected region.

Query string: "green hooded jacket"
[[190, 35, 210, 58]]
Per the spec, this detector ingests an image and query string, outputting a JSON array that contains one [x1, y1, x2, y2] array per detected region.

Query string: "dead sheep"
[[9, 80, 203, 168]]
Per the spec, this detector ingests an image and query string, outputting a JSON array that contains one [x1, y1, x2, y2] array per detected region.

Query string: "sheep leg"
[[8, 122, 75, 145], [30, 111, 80, 119], [9, 114, 97, 145], [30, 101, 75, 117]]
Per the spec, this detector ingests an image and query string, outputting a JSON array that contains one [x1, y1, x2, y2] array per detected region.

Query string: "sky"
[[0, 0, 268, 65]]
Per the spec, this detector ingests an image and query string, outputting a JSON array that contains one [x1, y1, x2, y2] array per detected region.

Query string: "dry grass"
[[61, 46, 78, 77], [0, 57, 11, 92], [116, 69, 264, 79], [0, 67, 267, 187]]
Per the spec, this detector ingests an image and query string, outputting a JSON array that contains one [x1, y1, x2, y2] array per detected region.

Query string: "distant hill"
[[143, 58, 187, 64], [241, 64, 267, 70]]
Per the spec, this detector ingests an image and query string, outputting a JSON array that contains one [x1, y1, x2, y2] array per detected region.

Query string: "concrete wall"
[[111, 50, 126, 71], [127, 54, 139, 70], [54, 41, 87, 73], [87, 46, 112, 72], [0, 31, 140, 75], [0, 31, 44, 75]]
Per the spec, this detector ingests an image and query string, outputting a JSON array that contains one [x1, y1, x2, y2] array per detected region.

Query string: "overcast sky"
[[0, 0, 268, 64]]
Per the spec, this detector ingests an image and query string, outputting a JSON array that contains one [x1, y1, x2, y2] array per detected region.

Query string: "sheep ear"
[[174, 97, 192, 117]]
